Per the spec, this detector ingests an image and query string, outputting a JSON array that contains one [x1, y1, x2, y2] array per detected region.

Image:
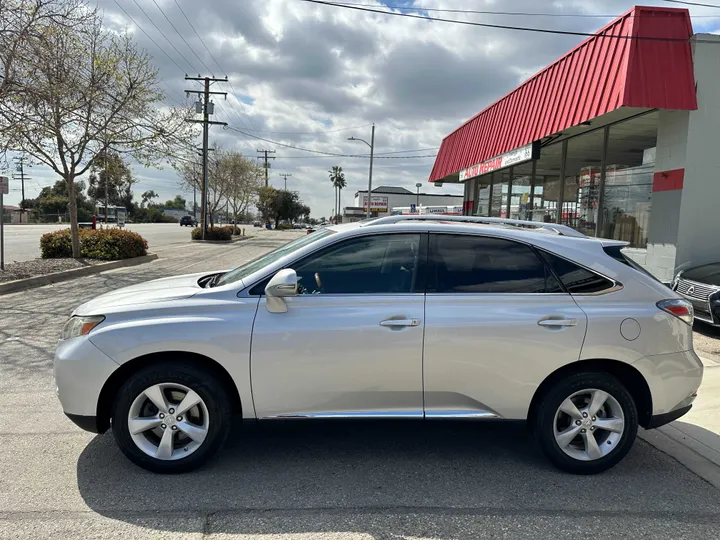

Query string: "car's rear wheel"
[[111, 363, 232, 473], [533, 372, 638, 474]]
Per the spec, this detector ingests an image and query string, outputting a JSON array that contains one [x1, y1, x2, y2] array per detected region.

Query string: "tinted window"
[[292, 234, 422, 295], [428, 235, 561, 294], [540, 251, 615, 294]]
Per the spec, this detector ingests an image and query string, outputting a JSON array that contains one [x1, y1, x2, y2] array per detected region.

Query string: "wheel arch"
[[528, 359, 653, 428], [95, 351, 243, 433]]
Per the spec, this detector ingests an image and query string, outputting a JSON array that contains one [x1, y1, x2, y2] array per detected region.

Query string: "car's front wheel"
[[111, 362, 232, 473], [533, 372, 638, 474]]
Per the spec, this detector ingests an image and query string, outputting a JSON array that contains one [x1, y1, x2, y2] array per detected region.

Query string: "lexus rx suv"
[[55, 216, 703, 474]]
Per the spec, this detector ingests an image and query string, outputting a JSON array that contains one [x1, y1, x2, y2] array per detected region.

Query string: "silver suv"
[[55, 216, 703, 474]]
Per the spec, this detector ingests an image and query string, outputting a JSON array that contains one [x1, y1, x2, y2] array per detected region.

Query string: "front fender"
[[89, 301, 259, 419]]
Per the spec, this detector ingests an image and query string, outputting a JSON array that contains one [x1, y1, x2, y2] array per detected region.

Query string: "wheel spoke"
[[582, 430, 603, 460], [143, 384, 169, 414], [156, 427, 175, 459], [594, 417, 624, 434], [559, 398, 583, 420], [587, 390, 609, 417], [175, 390, 202, 416], [176, 420, 207, 443], [555, 425, 582, 448], [128, 416, 162, 435]]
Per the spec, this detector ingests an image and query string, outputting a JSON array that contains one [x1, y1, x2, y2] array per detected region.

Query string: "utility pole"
[[12, 156, 31, 223], [348, 123, 375, 219], [279, 173, 292, 191], [257, 150, 276, 187], [185, 75, 228, 239]]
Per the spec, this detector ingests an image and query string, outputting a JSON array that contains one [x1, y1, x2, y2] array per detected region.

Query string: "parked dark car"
[[673, 263, 720, 326], [180, 216, 197, 227]]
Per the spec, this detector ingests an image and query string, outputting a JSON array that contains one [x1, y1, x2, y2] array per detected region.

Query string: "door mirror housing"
[[265, 268, 297, 313]]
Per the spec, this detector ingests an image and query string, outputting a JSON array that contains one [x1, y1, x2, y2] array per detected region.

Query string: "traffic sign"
[[0, 176, 8, 195]]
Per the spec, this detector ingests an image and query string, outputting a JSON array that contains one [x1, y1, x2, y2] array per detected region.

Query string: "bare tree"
[[223, 152, 263, 225], [178, 144, 231, 228], [0, 3, 194, 256]]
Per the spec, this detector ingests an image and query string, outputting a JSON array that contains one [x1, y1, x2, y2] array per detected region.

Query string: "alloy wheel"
[[127, 382, 210, 460], [553, 388, 625, 461]]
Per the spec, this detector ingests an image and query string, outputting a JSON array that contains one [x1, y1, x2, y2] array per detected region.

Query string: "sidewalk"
[[639, 355, 720, 489]]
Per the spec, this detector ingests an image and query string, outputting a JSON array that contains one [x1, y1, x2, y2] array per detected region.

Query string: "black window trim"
[[535, 247, 623, 296], [426, 232, 569, 296], [243, 231, 429, 297]]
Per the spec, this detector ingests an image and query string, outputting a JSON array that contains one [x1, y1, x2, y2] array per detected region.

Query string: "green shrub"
[[191, 226, 232, 241], [40, 229, 73, 258], [40, 228, 148, 260], [277, 223, 292, 230]]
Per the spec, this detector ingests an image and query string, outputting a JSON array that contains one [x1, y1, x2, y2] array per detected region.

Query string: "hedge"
[[40, 228, 148, 260], [276, 224, 293, 230], [191, 226, 232, 241]]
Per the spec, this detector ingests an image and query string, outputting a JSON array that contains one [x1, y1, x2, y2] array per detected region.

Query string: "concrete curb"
[[639, 427, 720, 490], [0, 253, 159, 296], [191, 236, 250, 244]]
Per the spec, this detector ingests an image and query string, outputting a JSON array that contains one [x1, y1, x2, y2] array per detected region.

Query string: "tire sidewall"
[[112, 363, 231, 473], [534, 372, 638, 474]]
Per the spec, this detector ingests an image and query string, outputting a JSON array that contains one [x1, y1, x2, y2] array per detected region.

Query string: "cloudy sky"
[[4, 0, 720, 217]]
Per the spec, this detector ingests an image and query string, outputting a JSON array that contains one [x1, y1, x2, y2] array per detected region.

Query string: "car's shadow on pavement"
[[76, 420, 720, 538]]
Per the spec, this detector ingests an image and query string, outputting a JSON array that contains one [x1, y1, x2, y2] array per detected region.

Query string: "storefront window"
[[475, 179, 491, 216], [600, 112, 658, 247], [563, 127, 605, 236], [510, 164, 533, 220]]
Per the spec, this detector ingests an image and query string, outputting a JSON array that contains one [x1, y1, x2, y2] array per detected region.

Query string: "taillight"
[[657, 299, 694, 326]]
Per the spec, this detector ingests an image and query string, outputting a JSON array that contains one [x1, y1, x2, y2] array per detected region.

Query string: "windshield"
[[216, 228, 335, 287]]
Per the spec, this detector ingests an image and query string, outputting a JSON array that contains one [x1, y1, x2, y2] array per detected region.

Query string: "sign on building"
[[362, 195, 389, 212], [458, 141, 540, 182]]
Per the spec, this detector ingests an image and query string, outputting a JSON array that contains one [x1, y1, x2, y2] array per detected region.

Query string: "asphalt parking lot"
[[1, 230, 719, 539]]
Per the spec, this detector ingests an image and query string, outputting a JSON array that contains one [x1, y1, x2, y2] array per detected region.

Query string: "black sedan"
[[672, 263, 720, 326]]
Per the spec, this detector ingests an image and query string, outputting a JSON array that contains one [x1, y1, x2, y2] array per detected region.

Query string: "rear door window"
[[427, 234, 562, 294]]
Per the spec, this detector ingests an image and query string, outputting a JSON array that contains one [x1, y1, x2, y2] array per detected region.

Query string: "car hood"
[[681, 263, 720, 286], [73, 271, 213, 315]]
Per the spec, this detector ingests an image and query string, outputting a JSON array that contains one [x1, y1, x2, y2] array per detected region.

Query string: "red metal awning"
[[428, 6, 697, 183]]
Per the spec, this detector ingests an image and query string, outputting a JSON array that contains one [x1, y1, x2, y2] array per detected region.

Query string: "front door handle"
[[380, 318, 420, 328], [538, 318, 577, 327]]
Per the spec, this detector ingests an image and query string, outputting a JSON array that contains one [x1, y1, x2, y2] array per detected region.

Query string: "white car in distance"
[[55, 216, 702, 474]]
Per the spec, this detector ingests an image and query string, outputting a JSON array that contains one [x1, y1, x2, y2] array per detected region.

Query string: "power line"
[[150, 0, 215, 74], [172, 0, 226, 76], [658, 0, 720, 8], [128, 0, 198, 72], [226, 125, 436, 158], [297, 0, 699, 42], [330, 1, 720, 17], [112, 0, 186, 72], [238, 123, 373, 135]]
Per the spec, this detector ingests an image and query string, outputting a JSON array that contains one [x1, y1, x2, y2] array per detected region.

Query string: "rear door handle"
[[538, 318, 577, 327], [380, 318, 420, 328]]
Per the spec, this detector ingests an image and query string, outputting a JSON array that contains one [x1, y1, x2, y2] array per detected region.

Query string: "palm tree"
[[328, 166, 346, 219]]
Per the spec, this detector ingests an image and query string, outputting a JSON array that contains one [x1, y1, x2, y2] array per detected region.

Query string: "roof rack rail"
[[360, 214, 587, 238]]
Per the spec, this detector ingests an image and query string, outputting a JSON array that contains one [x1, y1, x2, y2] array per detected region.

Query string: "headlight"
[[672, 271, 683, 289], [61, 316, 105, 340]]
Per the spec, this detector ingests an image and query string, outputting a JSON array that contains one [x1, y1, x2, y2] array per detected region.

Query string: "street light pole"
[[348, 123, 375, 219], [415, 182, 422, 212]]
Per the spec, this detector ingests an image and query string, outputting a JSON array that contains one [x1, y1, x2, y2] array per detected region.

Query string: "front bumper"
[[54, 336, 119, 428]]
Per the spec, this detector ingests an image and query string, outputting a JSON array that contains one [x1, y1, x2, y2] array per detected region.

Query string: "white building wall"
[[354, 191, 463, 215]]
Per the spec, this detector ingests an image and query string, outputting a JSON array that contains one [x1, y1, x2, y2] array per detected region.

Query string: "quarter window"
[[428, 234, 561, 294], [291, 234, 423, 295], [539, 251, 616, 294]]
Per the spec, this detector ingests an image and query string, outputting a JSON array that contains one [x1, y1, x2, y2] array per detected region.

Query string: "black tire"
[[532, 372, 638, 475], [111, 362, 232, 473]]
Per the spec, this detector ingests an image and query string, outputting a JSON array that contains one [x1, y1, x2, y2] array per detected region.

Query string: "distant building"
[[347, 185, 463, 221], [1, 205, 29, 224]]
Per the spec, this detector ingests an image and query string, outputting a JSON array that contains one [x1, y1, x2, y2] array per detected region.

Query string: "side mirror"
[[265, 269, 297, 313]]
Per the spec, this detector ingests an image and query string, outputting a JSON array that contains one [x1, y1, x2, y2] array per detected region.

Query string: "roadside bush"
[[40, 228, 148, 260], [191, 226, 232, 241], [276, 223, 292, 230], [81, 228, 148, 260]]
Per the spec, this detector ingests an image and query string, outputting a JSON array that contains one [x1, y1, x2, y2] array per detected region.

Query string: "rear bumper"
[[646, 405, 692, 429], [632, 350, 703, 417]]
